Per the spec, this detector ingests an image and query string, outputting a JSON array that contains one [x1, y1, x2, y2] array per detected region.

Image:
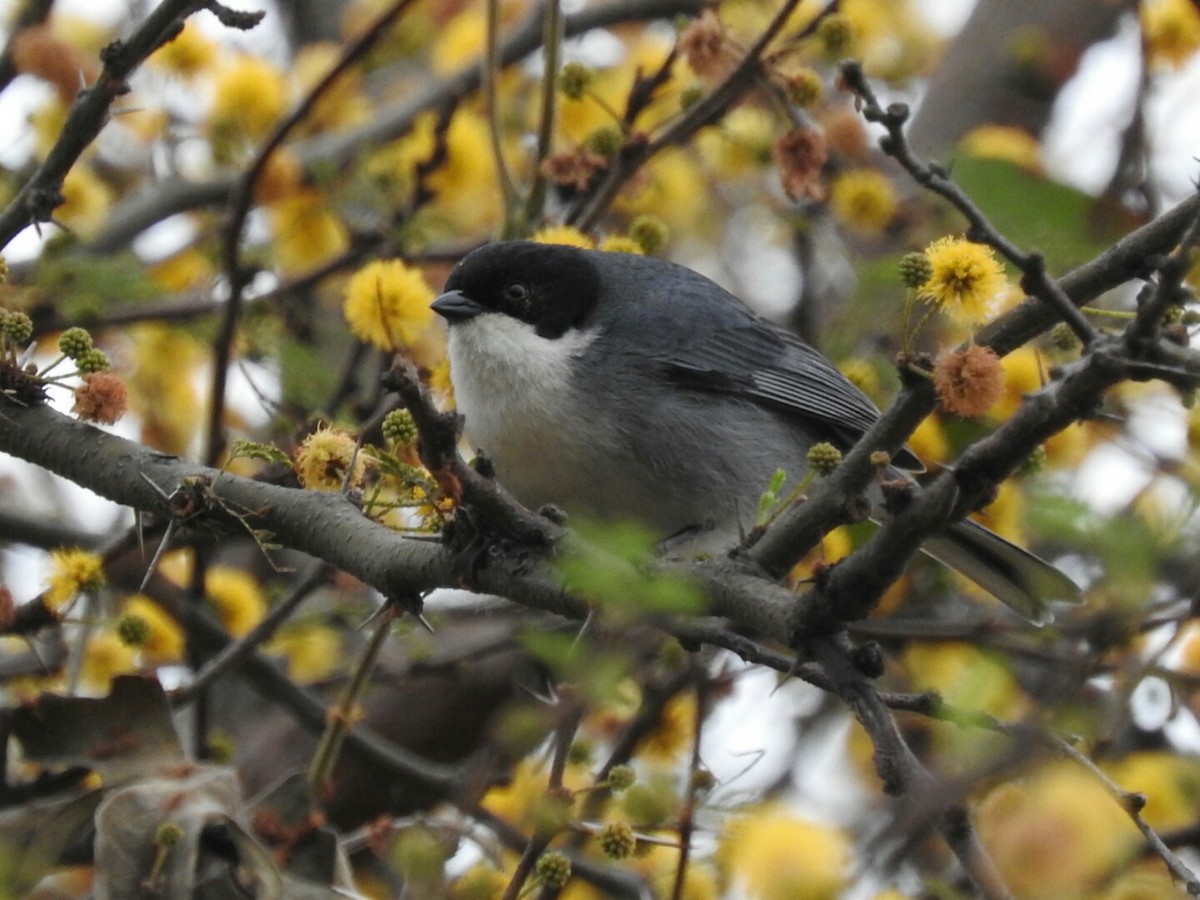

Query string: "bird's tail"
[[921, 519, 1081, 625]]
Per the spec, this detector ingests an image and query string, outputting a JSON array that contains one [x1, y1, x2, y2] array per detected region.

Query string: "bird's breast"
[[446, 316, 612, 509]]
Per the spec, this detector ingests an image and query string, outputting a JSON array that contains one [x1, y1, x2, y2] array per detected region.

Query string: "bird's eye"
[[502, 282, 530, 304]]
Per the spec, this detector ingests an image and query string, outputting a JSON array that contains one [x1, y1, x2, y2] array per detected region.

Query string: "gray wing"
[[659, 320, 922, 470]]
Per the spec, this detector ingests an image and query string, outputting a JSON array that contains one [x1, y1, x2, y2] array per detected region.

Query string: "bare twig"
[[838, 61, 1098, 349], [0, 0, 264, 250], [208, 0, 418, 467]]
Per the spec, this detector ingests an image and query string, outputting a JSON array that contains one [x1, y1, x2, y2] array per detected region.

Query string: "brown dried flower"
[[72, 372, 129, 425], [772, 126, 828, 201], [678, 10, 741, 81], [933, 344, 1003, 417], [540, 147, 608, 191]]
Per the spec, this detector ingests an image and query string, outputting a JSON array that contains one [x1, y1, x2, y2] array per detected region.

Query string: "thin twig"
[[208, 0, 418, 467], [837, 61, 1097, 349], [521, 0, 565, 228], [485, 0, 521, 236], [306, 601, 398, 806], [0, 0, 261, 250], [172, 560, 331, 705]]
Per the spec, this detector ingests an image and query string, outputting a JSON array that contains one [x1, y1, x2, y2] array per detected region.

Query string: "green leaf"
[[557, 520, 706, 618], [228, 438, 291, 466], [950, 157, 1128, 273]]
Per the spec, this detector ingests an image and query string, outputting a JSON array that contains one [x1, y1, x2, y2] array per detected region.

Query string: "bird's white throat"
[[446, 313, 599, 463]]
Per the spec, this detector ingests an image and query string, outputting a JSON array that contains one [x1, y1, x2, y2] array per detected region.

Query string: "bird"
[[431, 240, 1080, 622]]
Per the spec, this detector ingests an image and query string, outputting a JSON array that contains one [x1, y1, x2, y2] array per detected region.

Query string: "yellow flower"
[[641, 694, 695, 762], [253, 148, 304, 205], [206, 566, 267, 637], [1142, 0, 1200, 69], [293, 43, 370, 134], [268, 189, 350, 278], [432, 7, 487, 74], [918, 236, 1007, 325], [903, 642, 1022, 719], [614, 148, 710, 230], [1106, 751, 1200, 831], [634, 844, 719, 900], [29, 96, 69, 160], [978, 762, 1139, 897], [149, 248, 213, 293], [974, 479, 1025, 545], [990, 345, 1044, 421], [80, 630, 138, 692], [532, 225, 594, 249], [45, 548, 105, 611], [959, 125, 1042, 173], [343, 258, 434, 350], [269, 624, 342, 683], [208, 55, 288, 155], [128, 325, 203, 455], [452, 864, 510, 900], [718, 805, 850, 900], [598, 235, 644, 254], [828, 168, 899, 236], [294, 424, 366, 492], [57, 167, 114, 238], [697, 105, 775, 179], [121, 595, 184, 664], [424, 108, 502, 231], [838, 357, 879, 398], [907, 414, 948, 465], [149, 20, 216, 77]]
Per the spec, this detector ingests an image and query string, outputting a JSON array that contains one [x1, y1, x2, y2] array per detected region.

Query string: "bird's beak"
[[431, 290, 485, 322]]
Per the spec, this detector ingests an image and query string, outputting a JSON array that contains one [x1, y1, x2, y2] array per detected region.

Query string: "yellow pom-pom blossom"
[[902, 641, 1023, 720], [343, 259, 434, 350], [268, 189, 350, 278], [293, 43, 370, 134], [80, 630, 138, 692], [614, 148, 710, 231], [990, 345, 1044, 422], [959, 125, 1043, 173], [532, 225, 595, 249], [205, 566, 267, 637], [294, 424, 366, 492], [424, 108, 503, 231], [978, 762, 1139, 897], [122, 595, 185, 664], [907, 414, 948, 465], [45, 548, 105, 611], [1106, 751, 1200, 831], [431, 7, 487, 75], [640, 694, 695, 762], [634, 844, 719, 900], [1141, 0, 1200, 69], [268, 624, 342, 683], [208, 55, 288, 151], [149, 248, 213, 293], [128, 324, 203, 455], [57, 167, 114, 238], [918, 236, 1008, 325], [30, 96, 69, 161], [598, 235, 644, 255], [149, 20, 216, 78], [481, 758, 587, 831], [828, 168, 899, 237], [718, 805, 850, 900], [697, 105, 775, 179]]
